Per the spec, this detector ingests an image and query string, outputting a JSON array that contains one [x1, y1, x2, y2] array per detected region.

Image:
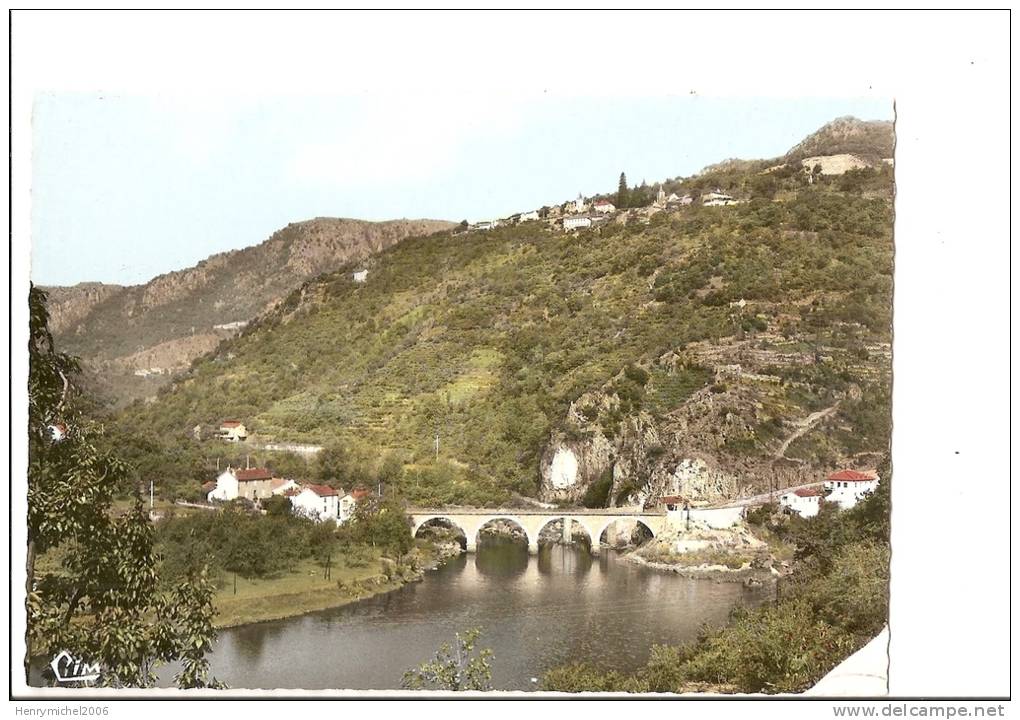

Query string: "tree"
[[401, 628, 494, 691], [339, 496, 414, 560], [316, 442, 350, 483], [27, 285, 219, 688], [262, 494, 292, 517], [617, 172, 629, 209]]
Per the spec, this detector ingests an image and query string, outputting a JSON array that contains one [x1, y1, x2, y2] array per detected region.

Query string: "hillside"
[[116, 135, 894, 508], [783, 116, 895, 163], [45, 217, 454, 405]]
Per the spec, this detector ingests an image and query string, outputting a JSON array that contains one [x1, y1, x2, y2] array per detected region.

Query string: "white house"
[[207, 467, 276, 503], [563, 216, 593, 231], [593, 199, 615, 214], [353, 270, 369, 283], [291, 483, 341, 522], [702, 191, 736, 207], [218, 420, 247, 442], [519, 210, 540, 222], [473, 221, 496, 231], [207, 469, 238, 502], [336, 487, 371, 524], [823, 470, 880, 510], [572, 194, 587, 213], [270, 478, 300, 496], [780, 485, 826, 518]]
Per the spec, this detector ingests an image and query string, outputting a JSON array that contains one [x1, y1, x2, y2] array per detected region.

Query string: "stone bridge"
[[408, 507, 672, 555]]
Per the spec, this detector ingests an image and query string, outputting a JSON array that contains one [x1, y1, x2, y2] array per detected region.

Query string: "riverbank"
[[212, 539, 463, 629]]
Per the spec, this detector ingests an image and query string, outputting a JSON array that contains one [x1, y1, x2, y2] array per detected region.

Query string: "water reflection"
[[107, 540, 770, 691]]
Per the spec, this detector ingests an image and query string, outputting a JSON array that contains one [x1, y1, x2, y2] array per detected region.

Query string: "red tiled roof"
[[594, 199, 613, 206], [304, 484, 338, 497], [270, 478, 295, 490], [283, 487, 301, 497], [349, 487, 371, 500], [660, 495, 684, 505], [220, 420, 242, 428], [235, 468, 273, 481], [201, 481, 216, 492], [794, 487, 824, 498], [827, 469, 878, 482]]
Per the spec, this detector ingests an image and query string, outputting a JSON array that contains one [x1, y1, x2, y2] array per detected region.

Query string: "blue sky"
[[31, 95, 892, 286]]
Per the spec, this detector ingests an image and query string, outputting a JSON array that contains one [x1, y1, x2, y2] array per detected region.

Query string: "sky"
[[31, 95, 893, 287]]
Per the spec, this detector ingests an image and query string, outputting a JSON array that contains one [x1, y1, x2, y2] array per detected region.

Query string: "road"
[[709, 481, 824, 509]]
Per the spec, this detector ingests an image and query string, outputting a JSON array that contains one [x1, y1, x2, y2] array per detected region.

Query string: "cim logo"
[[50, 650, 100, 684]]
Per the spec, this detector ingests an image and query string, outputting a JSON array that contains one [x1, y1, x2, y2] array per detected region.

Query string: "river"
[[152, 539, 771, 691]]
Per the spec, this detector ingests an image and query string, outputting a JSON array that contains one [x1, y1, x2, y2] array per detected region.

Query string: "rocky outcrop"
[[40, 282, 124, 334], [538, 358, 747, 506]]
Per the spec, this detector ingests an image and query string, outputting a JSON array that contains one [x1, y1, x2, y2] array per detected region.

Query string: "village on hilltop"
[[465, 183, 741, 235]]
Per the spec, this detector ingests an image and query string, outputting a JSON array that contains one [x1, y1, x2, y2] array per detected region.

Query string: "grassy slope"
[[120, 167, 893, 504], [211, 554, 398, 629]]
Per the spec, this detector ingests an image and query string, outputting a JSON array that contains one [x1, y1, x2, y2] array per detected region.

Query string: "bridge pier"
[[466, 538, 477, 553], [528, 540, 539, 555], [562, 517, 572, 544]]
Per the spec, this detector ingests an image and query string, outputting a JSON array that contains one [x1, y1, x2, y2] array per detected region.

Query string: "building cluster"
[[779, 469, 881, 518], [467, 184, 739, 235], [203, 465, 370, 525]]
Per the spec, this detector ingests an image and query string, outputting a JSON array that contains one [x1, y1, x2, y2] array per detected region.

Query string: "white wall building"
[[593, 200, 615, 214], [207, 469, 239, 502], [572, 194, 587, 213], [291, 484, 341, 522], [218, 420, 247, 442], [702, 191, 736, 207], [270, 478, 300, 496], [780, 485, 826, 517], [823, 470, 880, 510], [563, 216, 593, 231], [519, 210, 540, 222]]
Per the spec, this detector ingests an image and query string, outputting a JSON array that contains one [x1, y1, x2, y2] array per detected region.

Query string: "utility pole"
[[435, 433, 440, 461], [149, 480, 154, 510]]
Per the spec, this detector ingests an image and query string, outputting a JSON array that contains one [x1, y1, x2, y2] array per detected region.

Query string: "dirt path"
[[773, 401, 841, 460]]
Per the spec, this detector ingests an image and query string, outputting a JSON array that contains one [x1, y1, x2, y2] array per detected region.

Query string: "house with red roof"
[[206, 466, 278, 503], [270, 478, 300, 496], [780, 485, 827, 518], [593, 199, 616, 215], [823, 469, 880, 510], [217, 420, 248, 442], [292, 483, 342, 522]]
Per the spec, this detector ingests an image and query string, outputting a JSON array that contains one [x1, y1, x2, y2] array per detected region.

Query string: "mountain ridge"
[[46, 217, 455, 405]]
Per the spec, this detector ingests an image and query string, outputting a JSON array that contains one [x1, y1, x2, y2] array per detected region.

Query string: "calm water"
[[155, 540, 771, 691]]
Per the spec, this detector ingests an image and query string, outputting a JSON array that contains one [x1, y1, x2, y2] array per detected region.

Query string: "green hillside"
[[117, 157, 893, 507]]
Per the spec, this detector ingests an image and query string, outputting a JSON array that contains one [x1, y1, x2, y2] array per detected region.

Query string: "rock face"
[[41, 282, 124, 334], [45, 217, 454, 406], [538, 362, 744, 507], [537, 331, 884, 506]]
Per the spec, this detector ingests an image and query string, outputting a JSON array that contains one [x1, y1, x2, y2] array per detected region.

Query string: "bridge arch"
[[535, 516, 596, 551], [596, 517, 656, 550], [474, 516, 532, 553], [412, 516, 469, 550]]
